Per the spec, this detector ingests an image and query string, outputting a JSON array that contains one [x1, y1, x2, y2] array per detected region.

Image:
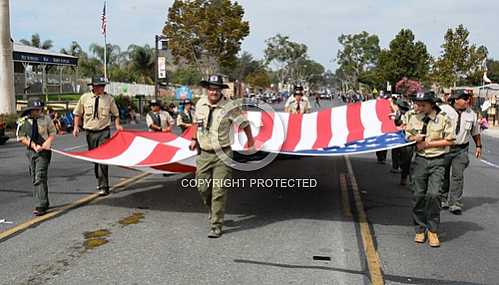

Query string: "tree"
[[89, 43, 124, 67], [60, 41, 84, 57], [171, 66, 203, 86], [127, 44, 155, 84], [223, 51, 263, 81], [294, 58, 325, 85], [336, 31, 380, 88], [377, 29, 431, 88], [163, 0, 250, 77], [264, 34, 308, 83], [245, 70, 271, 88], [20, 33, 53, 50], [486, 59, 499, 83], [433, 24, 488, 87]]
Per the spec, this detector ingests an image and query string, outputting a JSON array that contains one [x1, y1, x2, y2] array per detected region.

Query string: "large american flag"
[[100, 2, 107, 35], [55, 99, 410, 174]]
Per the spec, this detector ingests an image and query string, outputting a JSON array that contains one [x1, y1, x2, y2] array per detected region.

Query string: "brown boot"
[[414, 232, 426, 243], [428, 231, 440, 247]]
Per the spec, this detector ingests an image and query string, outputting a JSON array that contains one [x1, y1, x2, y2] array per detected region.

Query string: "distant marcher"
[[177, 99, 194, 133], [285, 85, 311, 114], [17, 98, 56, 216], [167, 103, 178, 120], [73, 76, 123, 196], [146, 100, 174, 132]]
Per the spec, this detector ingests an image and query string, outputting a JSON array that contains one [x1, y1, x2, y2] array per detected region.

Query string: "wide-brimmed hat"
[[200, 74, 229, 89], [149, 99, 162, 107], [450, 89, 472, 100], [87, 76, 109, 86], [413, 91, 437, 103], [293, 85, 304, 95], [21, 97, 44, 116], [182, 99, 193, 105], [395, 99, 411, 111]]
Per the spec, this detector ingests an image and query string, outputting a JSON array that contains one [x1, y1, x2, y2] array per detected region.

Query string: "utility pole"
[[0, 0, 16, 114]]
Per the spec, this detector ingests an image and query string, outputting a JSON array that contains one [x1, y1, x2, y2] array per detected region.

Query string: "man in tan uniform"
[[73, 76, 123, 195], [146, 99, 174, 132], [405, 91, 455, 247], [189, 75, 254, 238], [441, 90, 482, 214], [285, 85, 311, 114]]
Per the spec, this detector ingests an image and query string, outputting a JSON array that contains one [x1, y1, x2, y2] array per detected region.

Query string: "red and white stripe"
[[233, 99, 397, 152], [55, 99, 397, 174]]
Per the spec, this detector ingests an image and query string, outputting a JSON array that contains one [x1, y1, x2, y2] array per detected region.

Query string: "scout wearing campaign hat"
[[200, 74, 229, 89], [87, 76, 109, 86], [404, 91, 455, 248], [285, 85, 310, 114], [17, 97, 56, 216], [73, 75, 122, 196], [191, 74, 253, 238], [21, 97, 45, 117]]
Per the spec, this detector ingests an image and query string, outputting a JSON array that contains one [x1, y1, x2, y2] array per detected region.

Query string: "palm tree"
[[127, 44, 154, 84], [89, 43, 124, 66], [20, 33, 53, 49], [60, 41, 84, 57]]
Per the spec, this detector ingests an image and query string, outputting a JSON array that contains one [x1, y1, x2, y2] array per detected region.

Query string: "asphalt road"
[[1, 98, 498, 284]]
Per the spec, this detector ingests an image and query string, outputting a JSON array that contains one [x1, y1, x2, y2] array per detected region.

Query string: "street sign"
[[158, 57, 166, 79]]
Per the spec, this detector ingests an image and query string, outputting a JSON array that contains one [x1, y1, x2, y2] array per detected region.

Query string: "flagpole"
[[103, 0, 107, 80], [104, 31, 107, 80]]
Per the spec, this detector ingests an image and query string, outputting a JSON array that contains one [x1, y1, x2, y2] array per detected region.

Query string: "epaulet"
[[17, 116, 27, 126]]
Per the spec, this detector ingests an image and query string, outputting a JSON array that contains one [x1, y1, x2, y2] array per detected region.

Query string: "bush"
[[0, 113, 19, 131]]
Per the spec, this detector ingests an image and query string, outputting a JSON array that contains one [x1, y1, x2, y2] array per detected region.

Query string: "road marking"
[[479, 158, 499, 169], [345, 156, 384, 285], [339, 173, 353, 218], [0, 172, 150, 242], [62, 144, 87, 151]]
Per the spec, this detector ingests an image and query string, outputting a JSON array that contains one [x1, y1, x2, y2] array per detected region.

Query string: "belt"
[[451, 142, 469, 149], [416, 154, 445, 160], [84, 127, 110, 133], [200, 146, 231, 154]]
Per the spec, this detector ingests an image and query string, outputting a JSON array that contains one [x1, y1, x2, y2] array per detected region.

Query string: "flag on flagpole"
[[100, 2, 107, 35]]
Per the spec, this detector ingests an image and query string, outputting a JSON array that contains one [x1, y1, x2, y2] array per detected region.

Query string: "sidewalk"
[[482, 126, 499, 139]]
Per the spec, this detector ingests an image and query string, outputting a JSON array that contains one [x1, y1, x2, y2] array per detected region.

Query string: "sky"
[[9, 0, 499, 70]]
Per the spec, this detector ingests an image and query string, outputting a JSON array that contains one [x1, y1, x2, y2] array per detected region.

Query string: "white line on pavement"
[[63, 144, 87, 151], [479, 159, 499, 169]]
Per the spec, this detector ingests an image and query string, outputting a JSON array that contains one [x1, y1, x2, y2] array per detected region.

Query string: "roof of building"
[[12, 42, 78, 66], [13, 42, 77, 59]]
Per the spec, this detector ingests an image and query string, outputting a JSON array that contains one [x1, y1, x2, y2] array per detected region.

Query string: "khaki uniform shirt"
[[405, 110, 455, 158], [146, 110, 174, 131], [285, 96, 311, 114], [402, 109, 418, 126], [73, 92, 120, 131], [16, 114, 56, 142], [441, 106, 479, 145], [194, 96, 249, 151]]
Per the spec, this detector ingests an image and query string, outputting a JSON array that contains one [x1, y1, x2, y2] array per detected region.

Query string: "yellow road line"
[[345, 156, 384, 285], [339, 173, 353, 218], [0, 172, 150, 242]]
